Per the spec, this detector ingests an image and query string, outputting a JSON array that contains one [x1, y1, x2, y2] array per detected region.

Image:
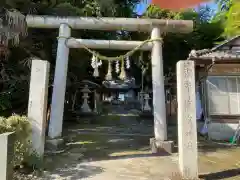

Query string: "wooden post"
[[177, 60, 198, 179], [28, 59, 50, 156]]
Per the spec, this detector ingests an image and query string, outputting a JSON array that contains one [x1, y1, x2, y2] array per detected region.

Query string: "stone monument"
[[177, 60, 198, 179], [28, 59, 50, 156]]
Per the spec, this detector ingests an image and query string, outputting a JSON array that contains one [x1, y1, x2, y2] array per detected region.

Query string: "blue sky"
[[135, 0, 218, 15]]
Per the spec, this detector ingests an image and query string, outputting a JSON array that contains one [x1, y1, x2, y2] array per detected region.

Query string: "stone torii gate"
[[26, 15, 193, 155]]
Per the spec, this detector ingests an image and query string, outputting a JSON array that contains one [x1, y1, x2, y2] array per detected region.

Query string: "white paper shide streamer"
[[115, 60, 120, 73], [126, 56, 130, 69], [91, 54, 102, 77]]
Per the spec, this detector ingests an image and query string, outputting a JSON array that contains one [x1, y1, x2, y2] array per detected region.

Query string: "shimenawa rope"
[[57, 36, 163, 61]]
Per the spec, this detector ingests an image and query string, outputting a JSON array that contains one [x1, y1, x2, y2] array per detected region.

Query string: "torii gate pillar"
[[150, 27, 174, 154], [48, 23, 71, 143]]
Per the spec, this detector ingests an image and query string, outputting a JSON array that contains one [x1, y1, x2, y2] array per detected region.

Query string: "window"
[[206, 76, 240, 115]]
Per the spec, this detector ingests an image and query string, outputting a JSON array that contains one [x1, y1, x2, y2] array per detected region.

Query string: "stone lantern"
[[143, 93, 151, 111], [81, 85, 92, 113]]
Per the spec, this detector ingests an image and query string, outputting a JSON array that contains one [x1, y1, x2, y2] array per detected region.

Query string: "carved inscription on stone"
[[183, 62, 195, 144], [36, 68, 40, 72], [185, 142, 193, 149], [177, 60, 198, 179], [185, 129, 193, 137]]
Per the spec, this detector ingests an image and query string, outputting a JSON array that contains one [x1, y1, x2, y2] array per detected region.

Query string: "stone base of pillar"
[[150, 138, 174, 155], [45, 138, 65, 154]]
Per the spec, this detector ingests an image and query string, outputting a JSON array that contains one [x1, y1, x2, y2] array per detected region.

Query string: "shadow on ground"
[[60, 115, 238, 163], [200, 168, 240, 180], [62, 130, 153, 162], [42, 117, 155, 179], [41, 113, 240, 180]]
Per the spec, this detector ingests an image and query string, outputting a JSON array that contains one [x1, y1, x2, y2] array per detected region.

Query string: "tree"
[[224, 0, 240, 37], [215, 0, 232, 11], [0, 0, 141, 114], [142, 4, 223, 72]]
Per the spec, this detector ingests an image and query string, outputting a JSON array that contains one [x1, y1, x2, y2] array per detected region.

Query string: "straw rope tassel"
[[105, 61, 112, 80], [119, 59, 126, 80]]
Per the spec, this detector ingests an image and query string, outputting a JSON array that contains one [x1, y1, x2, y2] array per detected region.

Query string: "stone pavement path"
[[42, 153, 179, 180], [33, 109, 240, 180], [39, 117, 180, 180]]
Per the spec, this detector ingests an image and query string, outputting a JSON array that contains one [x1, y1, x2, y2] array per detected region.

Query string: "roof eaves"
[[211, 35, 240, 51]]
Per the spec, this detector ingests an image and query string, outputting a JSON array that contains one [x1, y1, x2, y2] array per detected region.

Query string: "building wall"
[[198, 64, 240, 140], [195, 37, 240, 140], [208, 122, 239, 140]]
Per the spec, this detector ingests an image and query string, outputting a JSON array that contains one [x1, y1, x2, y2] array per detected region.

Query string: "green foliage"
[[143, 5, 224, 77], [224, 0, 240, 37], [213, 0, 240, 37], [24, 150, 43, 169], [0, 92, 12, 111], [0, 115, 32, 167], [215, 0, 232, 11], [0, 0, 142, 114], [144, 5, 180, 19]]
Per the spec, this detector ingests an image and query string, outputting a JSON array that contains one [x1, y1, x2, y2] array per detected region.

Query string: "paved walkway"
[[31, 105, 240, 180], [40, 122, 179, 180]]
